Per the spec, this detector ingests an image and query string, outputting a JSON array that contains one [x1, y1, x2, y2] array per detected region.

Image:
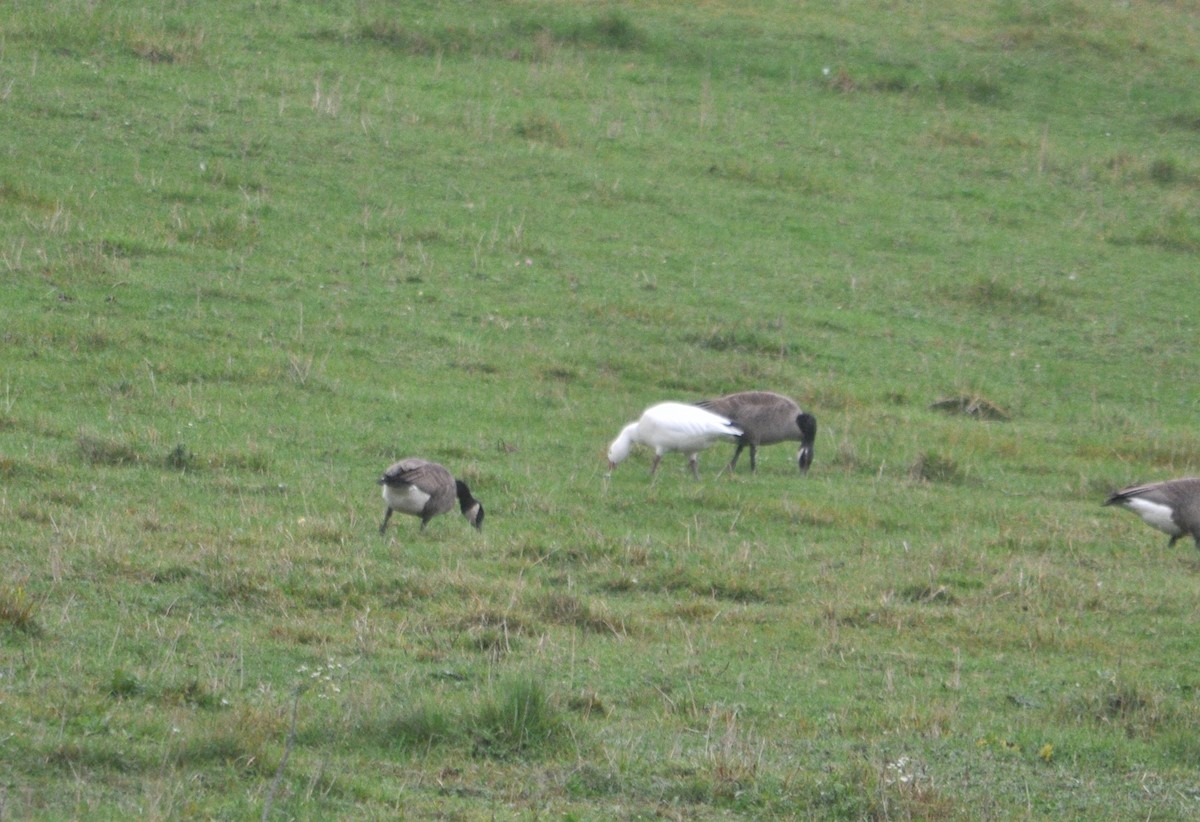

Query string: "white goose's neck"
[[608, 422, 639, 465]]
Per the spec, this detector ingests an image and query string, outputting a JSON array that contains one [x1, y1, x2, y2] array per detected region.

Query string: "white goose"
[[607, 402, 743, 479]]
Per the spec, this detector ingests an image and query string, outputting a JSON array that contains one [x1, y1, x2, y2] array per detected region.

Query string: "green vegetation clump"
[[3, 0, 1200, 817], [0, 585, 41, 635]]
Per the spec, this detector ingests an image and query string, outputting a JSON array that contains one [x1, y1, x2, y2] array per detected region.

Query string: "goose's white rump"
[[607, 402, 742, 479]]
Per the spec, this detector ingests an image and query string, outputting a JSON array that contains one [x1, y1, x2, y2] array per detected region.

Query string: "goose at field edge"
[[1103, 477, 1200, 548]]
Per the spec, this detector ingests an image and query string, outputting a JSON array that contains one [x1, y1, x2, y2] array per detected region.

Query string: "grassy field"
[[3, 0, 1200, 818]]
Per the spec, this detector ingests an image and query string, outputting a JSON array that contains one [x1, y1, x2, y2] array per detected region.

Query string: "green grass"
[[3, 0, 1200, 817]]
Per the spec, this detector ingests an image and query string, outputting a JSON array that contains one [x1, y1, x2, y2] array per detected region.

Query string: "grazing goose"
[[1103, 478, 1200, 548], [697, 391, 817, 474], [378, 458, 484, 534], [607, 401, 743, 479]]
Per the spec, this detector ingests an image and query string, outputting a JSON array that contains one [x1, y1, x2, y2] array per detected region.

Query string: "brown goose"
[[378, 458, 484, 534], [697, 391, 817, 474], [1103, 477, 1200, 548]]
